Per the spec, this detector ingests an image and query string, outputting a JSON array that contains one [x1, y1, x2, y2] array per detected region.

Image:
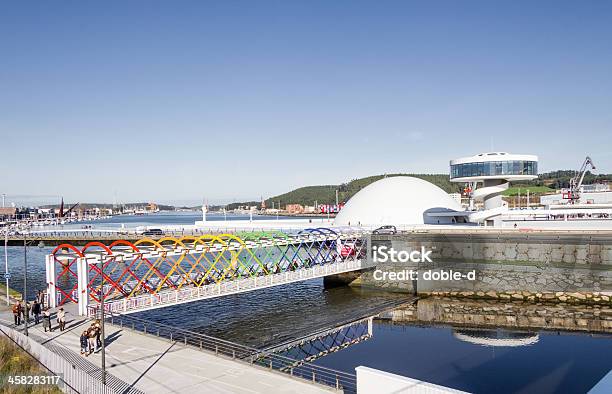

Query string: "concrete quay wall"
[[381, 233, 612, 266], [332, 233, 612, 305]]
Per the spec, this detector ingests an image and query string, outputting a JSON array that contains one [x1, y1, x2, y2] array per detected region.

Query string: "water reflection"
[[265, 317, 373, 364], [381, 296, 612, 334], [307, 298, 612, 394], [452, 329, 539, 347], [134, 279, 407, 348]]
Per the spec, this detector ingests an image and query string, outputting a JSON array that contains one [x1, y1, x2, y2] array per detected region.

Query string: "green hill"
[[531, 170, 612, 189], [261, 170, 612, 208], [264, 174, 461, 207]]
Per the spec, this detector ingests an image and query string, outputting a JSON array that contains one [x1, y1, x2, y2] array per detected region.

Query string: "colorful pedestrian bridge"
[[45, 228, 372, 315]]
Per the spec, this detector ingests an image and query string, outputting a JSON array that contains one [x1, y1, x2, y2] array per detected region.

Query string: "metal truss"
[[46, 228, 369, 314]]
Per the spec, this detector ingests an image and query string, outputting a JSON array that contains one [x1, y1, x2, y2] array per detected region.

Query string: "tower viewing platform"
[[450, 152, 539, 225]]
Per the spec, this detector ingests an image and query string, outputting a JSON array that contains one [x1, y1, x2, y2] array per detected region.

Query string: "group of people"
[[80, 320, 102, 356], [11, 290, 67, 333], [11, 289, 105, 359]]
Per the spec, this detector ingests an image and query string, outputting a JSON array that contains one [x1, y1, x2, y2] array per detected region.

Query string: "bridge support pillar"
[[76, 258, 89, 316], [323, 270, 362, 288], [45, 255, 57, 309]]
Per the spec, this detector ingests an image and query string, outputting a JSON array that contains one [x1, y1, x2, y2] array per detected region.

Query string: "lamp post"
[[99, 259, 106, 385], [4, 229, 8, 305], [23, 235, 28, 336]]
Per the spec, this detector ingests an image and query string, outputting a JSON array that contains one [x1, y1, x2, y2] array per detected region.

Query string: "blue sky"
[[1, 1, 611, 206]]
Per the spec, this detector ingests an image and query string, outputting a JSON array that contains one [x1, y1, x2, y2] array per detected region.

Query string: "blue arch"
[[297, 228, 340, 265]]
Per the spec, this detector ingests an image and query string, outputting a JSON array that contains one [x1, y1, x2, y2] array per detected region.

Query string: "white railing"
[[95, 258, 371, 315], [0, 323, 116, 394]]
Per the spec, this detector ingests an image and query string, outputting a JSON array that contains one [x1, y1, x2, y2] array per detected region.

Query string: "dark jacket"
[[32, 302, 41, 315], [80, 334, 88, 348]]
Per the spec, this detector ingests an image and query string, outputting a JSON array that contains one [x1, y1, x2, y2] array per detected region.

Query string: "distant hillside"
[[264, 174, 461, 207], [260, 170, 612, 208], [531, 170, 612, 189]]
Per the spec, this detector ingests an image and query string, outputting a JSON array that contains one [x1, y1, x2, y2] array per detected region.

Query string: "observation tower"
[[450, 152, 539, 225]]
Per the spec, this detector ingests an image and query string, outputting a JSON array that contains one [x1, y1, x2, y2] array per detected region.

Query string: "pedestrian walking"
[[32, 300, 41, 325], [42, 308, 51, 332], [80, 331, 89, 356], [87, 327, 97, 354], [12, 301, 22, 325], [23, 300, 30, 321], [37, 290, 45, 308], [57, 307, 66, 331], [93, 320, 102, 349]]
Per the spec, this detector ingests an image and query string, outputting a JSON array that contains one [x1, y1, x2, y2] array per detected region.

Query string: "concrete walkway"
[[0, 309, 334, 394]]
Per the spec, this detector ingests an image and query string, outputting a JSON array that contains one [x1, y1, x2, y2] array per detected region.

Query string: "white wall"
[[356, 366, 469, 394]]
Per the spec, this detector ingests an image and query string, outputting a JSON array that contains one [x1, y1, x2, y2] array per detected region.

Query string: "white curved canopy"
[[334, 176, 462, 226]]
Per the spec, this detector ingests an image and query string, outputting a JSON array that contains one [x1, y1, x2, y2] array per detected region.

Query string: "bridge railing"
[[95, 258, 369, 314], [12, 226, 370, 240], [94, 310, 357, 393]]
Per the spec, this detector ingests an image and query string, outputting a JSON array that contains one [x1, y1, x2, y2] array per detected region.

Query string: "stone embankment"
[[331, 232, 612, 305]]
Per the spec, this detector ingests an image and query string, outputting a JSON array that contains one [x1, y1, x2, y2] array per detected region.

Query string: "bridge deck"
[[92, 259, 371, 315]]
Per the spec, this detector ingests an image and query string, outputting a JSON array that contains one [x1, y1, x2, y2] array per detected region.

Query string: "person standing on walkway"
[[93, 320, 102, 350], [37, 290, 45, 308], [32, 300, 41, 325], [80, 331, 89, 356], [87, 327, 97, 354], [23, 300, 30, 322], [12, 301, 22, 325], [57, 307, 66, 331], [42, 308, 51, 332]]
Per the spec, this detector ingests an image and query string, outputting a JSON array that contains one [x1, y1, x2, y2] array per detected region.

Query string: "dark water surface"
[[133, 279, 406, 348], [313, 322, 612, 394]]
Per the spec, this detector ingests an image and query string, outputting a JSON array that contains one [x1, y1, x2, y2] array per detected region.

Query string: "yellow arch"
[[217, 233, 269, 277], [133, 237, 190, 294]]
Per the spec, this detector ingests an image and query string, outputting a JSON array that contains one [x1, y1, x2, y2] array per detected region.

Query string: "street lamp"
[[99, 259, 106, 385], [4, 228, 9, 306]]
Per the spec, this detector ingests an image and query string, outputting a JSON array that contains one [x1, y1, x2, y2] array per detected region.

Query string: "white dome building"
[[334, 176, 463, 227]]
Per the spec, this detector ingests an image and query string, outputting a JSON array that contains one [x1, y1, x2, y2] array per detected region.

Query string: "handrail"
[[97, 258, 369, 314], [92, 308, 356, 392]]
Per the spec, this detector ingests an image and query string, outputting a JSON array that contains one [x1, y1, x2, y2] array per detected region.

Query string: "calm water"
[[134, 279, 406, 348], [3, 213, 612, 393], [41, 211, 305, 230], [314, 323, 612, 394]]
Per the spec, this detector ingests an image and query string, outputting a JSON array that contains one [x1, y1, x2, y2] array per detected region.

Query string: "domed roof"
[[334, 176, 462, 226]]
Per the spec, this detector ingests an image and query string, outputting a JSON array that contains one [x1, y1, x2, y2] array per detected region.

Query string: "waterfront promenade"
[[0, 308, 335, 393]]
